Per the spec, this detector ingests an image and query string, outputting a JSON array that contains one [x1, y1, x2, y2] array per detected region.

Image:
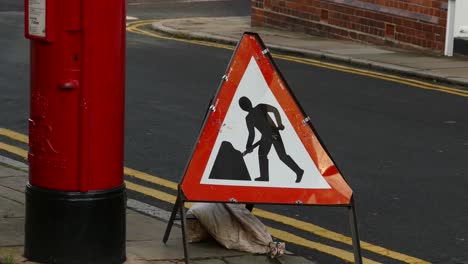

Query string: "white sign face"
[[28, 0, 46, 38], [200, 57, 331, 189]]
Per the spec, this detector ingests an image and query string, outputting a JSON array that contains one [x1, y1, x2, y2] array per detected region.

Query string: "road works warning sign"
[[180, 33, 352, 205]]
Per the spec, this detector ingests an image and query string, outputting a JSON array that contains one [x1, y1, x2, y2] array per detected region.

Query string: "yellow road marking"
[[127, 20, 235, 50], [254, 209, 430, 264], [126, 180, 177, 204], [0, 128, 430, 263], [127, 19, 468, 98], [0, 128, 28, 143], [267, 227, 380, 264], [0, 142, 28, 158], [124, 167, 178, 190], [273, 55, 468, 98]]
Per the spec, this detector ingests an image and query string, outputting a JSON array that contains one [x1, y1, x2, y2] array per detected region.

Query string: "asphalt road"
[[1, 1, 467, 263]]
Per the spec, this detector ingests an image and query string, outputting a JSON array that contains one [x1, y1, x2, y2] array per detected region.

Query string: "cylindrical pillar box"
[[24, 0, 126, 263]]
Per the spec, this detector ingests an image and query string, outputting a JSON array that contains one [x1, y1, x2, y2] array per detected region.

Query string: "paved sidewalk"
[[0, 158, 315, 264], [151, 16, 468, 88]]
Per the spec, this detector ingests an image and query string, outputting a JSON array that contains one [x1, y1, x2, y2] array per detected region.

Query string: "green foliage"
[[0, 254, 15, 264]]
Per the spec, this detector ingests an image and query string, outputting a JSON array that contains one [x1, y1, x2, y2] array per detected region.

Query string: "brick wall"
[[251, 0, 448, 52]]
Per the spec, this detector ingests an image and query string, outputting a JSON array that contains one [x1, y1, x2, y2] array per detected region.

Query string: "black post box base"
[[24, 183, 126, 264]]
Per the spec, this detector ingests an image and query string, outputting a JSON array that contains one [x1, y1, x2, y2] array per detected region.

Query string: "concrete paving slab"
[[0, 217, 24, 246], [413, 70, 452, 78], [127, 240, 244, 261], [425, 67, 468, 76], [145, 260, 181, 264], [357, 54, 468, 70], [192, 259, 226, 264], [356, 54, 438, 65], [0, 197, 24, 218], [127, 208, 139, 215], [0, 156, 28, 172], [324, 47, 394, 55], [407, 61, 468, 69], [125, 254, 156, 264], [150, 260, 186, 264], [127, 200, 173, 222], [161, 17, 249, 36], [0, 166, 25, 178], [278, 255, 318, 264], [127, 209, 182, 241], [0, 175, 26, 193], [360, 60, 418, 73], [448, 77, 468, 84], [223, 255, 273, 264], [365, 53, 450, 61], [0, 185, 24, 204]]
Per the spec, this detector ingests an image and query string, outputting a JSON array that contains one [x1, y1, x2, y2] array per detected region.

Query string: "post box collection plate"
[[28, 0, 46, 38]]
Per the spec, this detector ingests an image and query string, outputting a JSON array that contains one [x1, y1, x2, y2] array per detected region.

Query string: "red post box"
[[24, 0, 126, 263]]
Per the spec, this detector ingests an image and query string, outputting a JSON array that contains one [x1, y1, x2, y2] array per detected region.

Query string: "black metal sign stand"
[[162, 190, 363, 264], [348, 196, 363, 264], [162, 189, 191, 263]]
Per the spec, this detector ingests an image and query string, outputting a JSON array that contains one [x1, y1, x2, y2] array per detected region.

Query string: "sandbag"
[[188, 203, 285, 257], [185, 215, 211, 243]]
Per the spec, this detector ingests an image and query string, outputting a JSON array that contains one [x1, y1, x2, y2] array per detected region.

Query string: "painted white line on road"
[[126, 16, 139, 21]]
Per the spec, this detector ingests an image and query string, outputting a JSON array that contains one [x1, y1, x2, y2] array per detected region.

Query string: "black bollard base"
[[24, 183, 126, 264]]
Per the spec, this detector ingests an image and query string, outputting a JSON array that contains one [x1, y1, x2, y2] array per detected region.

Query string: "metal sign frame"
[[162, 32, 363, 264]]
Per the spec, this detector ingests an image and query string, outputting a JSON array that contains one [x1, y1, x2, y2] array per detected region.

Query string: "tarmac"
[[0, 156, 315, 264], [150, 16, 468, 88]]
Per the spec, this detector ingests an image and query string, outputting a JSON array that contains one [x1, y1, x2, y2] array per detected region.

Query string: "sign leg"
[[179, 200, 190, 264], [349, 197, 363, 264], [163, 193, 181, 243]]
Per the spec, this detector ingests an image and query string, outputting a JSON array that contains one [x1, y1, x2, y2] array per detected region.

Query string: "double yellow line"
[[0, 128, 429, 263], [127, 19, 468, 98]]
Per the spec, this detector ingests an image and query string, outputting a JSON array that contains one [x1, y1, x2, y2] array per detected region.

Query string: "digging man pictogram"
[[239, 96, 304, 183]]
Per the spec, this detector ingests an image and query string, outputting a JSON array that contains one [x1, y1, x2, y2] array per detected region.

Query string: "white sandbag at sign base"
[[188, 203, 285, 257]]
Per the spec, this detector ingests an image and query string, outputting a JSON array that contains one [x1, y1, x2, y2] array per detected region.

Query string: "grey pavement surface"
[[151, 16, 468, 88], [0, 157, 315, 264]]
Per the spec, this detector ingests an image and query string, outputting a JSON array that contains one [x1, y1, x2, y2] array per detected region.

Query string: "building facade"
[[251, 0, 448, 53]]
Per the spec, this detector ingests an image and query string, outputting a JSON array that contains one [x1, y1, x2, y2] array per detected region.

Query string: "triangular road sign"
[[180, 33, 352, 205]]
